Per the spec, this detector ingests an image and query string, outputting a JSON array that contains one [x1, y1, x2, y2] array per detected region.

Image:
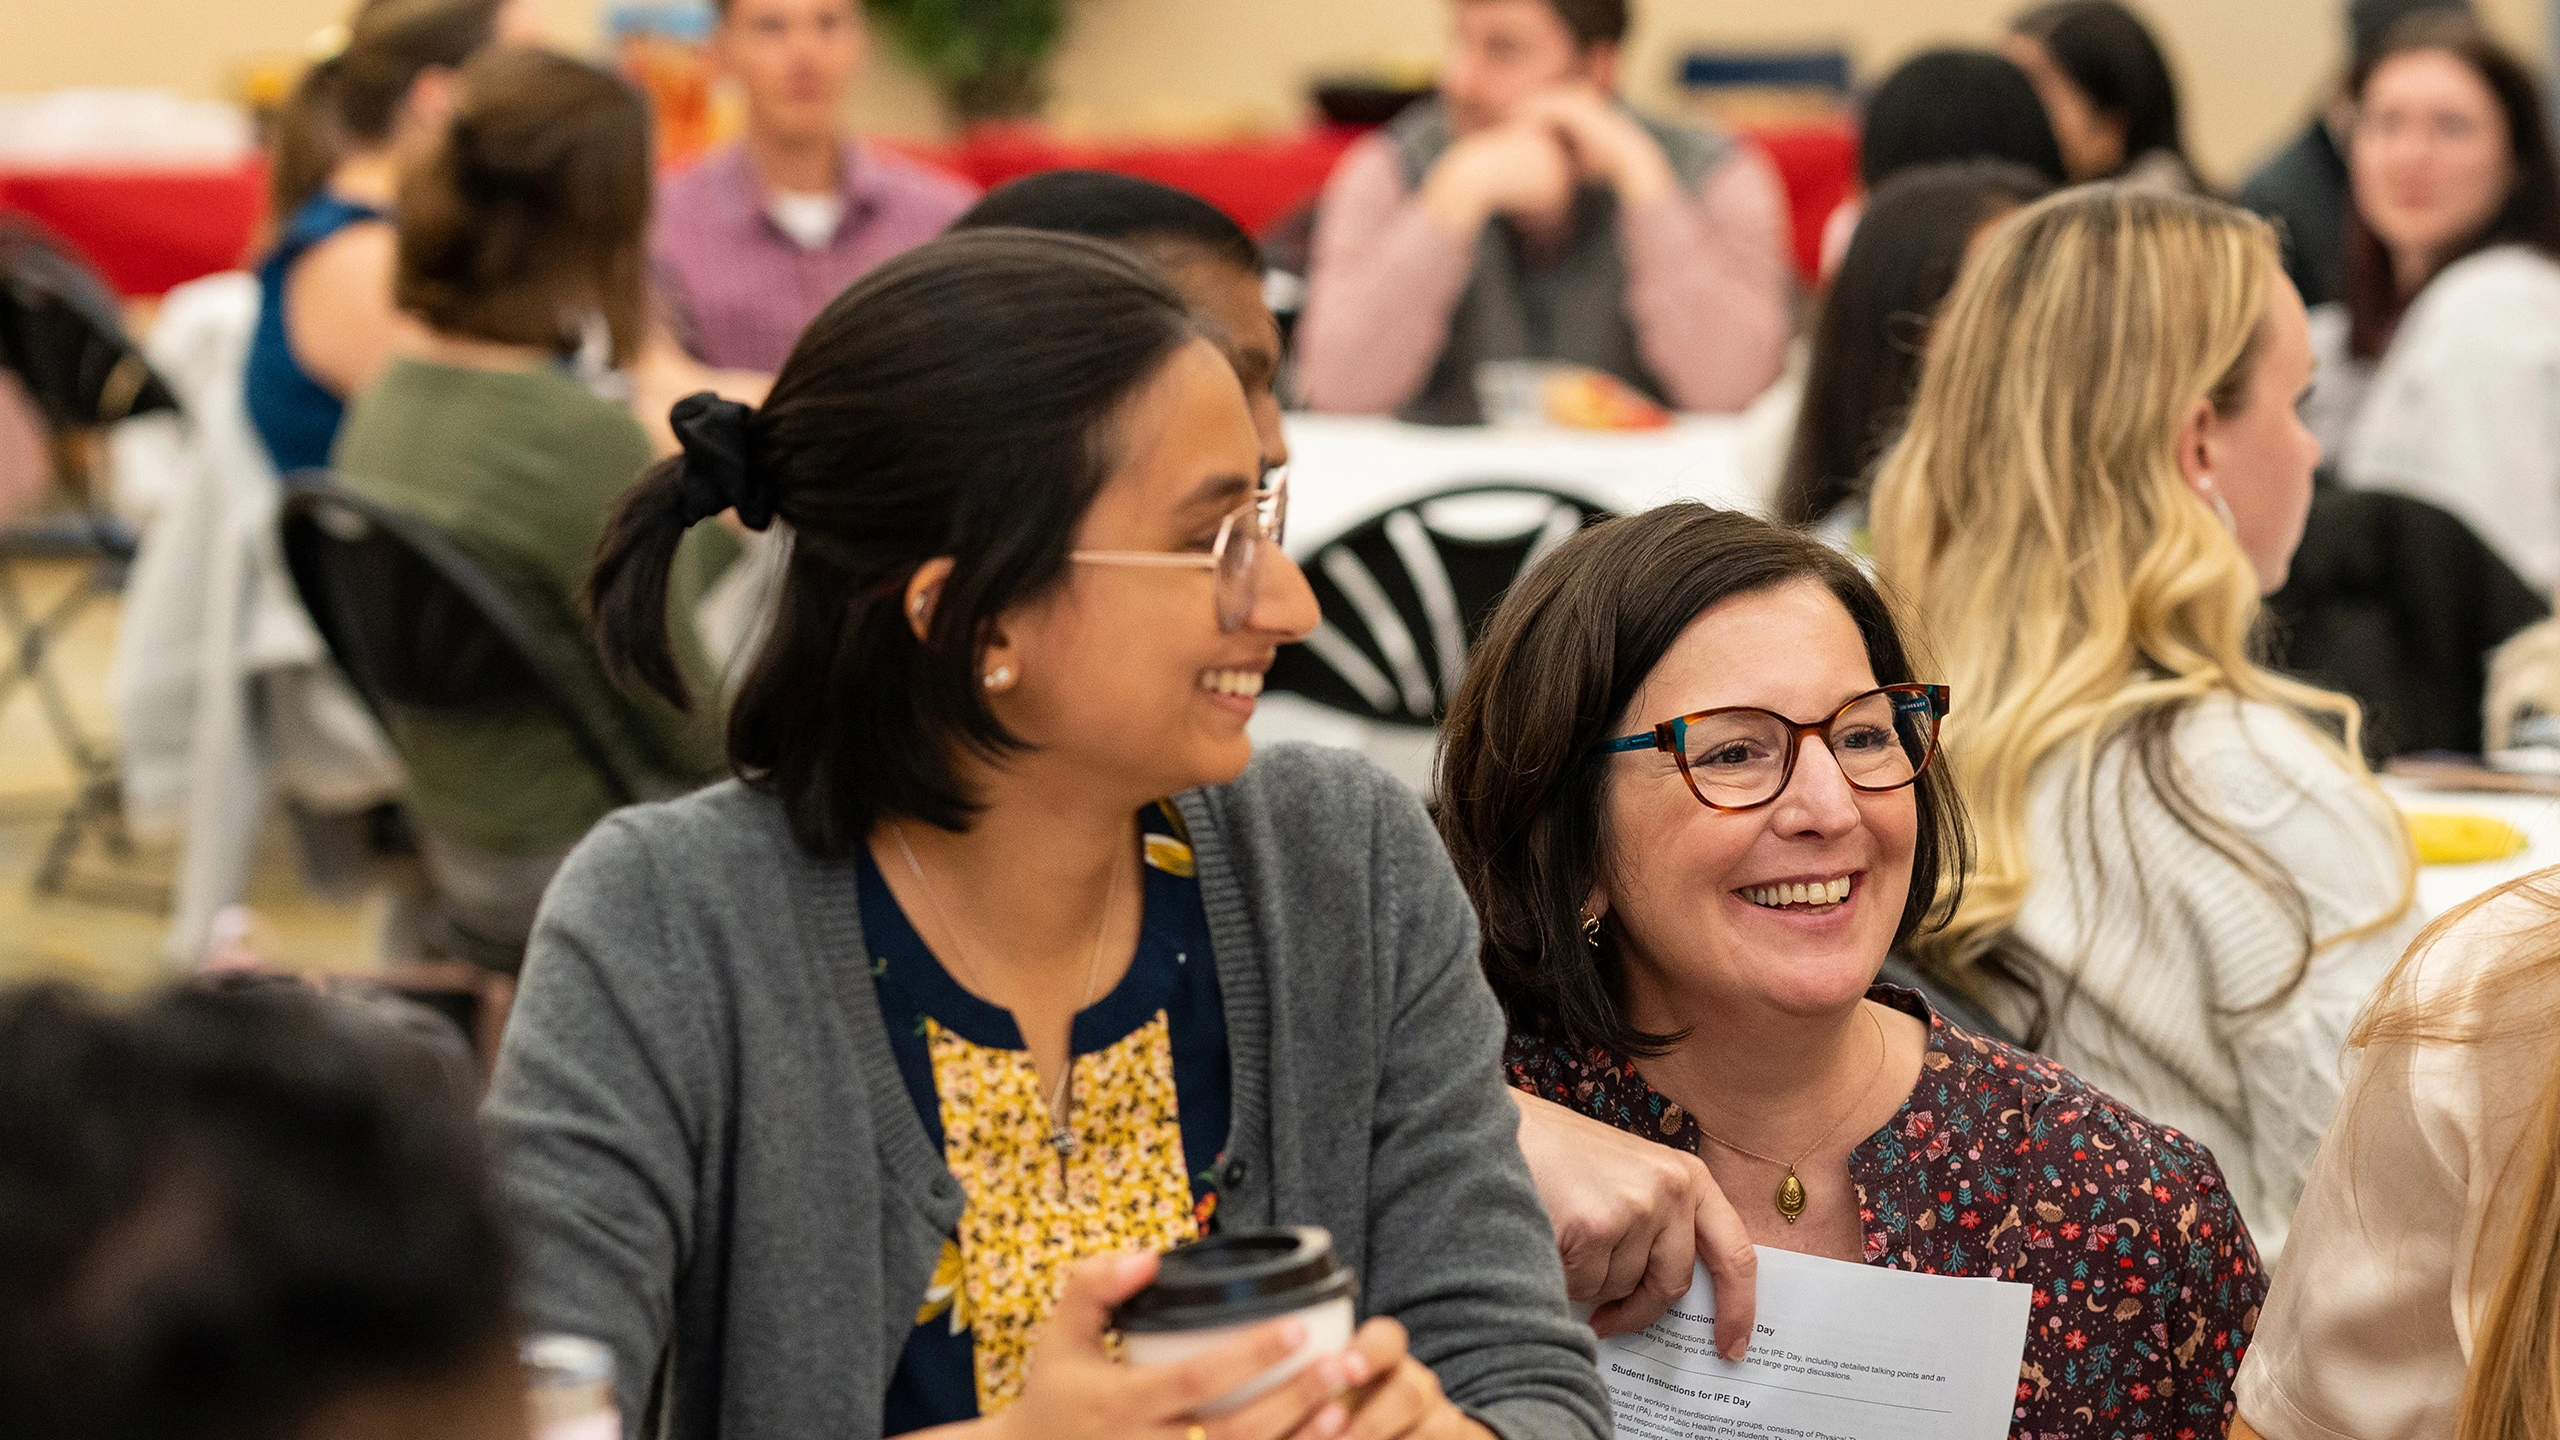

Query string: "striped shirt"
[[651, 140, 978, 373]]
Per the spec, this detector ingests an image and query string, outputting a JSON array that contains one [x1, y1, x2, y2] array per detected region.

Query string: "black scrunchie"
[[669, 391, 775, 532]]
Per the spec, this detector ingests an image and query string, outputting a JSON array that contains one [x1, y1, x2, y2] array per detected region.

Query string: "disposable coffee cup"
[[522, 1333, 619, 1440], [1113, 1226, 1359, 1418]]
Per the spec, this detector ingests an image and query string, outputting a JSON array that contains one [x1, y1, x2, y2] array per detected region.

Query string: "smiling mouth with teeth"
[[1740, 876, 1854, 910], [1198, 669, 1265, 697]]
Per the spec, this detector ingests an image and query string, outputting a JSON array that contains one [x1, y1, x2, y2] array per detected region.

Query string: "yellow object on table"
[[2406, 811, 2531, 865]]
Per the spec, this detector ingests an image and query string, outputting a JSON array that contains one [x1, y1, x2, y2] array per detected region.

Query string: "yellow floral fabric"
[[925, 1009, 1202, 1413]]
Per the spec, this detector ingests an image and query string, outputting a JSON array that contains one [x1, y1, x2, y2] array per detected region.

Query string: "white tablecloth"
[[1278, 413, 1769, 557], [2389, 781, 2560, 916]]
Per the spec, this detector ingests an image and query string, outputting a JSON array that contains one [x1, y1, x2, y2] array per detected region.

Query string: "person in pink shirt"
[[1296, 0, 1793, 423], [651, 0, 977, 373]]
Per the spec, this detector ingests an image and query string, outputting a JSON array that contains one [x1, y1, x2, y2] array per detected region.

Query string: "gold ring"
[[1186, 1427, 1208, 1440]]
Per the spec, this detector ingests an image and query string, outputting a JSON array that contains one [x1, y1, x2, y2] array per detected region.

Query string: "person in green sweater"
[[333, 46, 735, 960]]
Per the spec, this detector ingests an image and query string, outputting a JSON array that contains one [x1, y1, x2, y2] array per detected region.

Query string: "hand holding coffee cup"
[[1115, 1228, 1358, 1415], [991, 1249, 1362, 1440], [1110, 1227, 1496, 1440]]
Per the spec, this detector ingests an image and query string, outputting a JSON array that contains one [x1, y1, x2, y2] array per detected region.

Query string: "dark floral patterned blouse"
[[1508, 987, 2265, 1440]]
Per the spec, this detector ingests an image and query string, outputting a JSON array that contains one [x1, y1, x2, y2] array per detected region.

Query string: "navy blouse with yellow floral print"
[[1506, 986, 2266, 1440]]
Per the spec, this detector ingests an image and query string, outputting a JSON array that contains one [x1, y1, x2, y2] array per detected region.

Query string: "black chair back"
[[0, 220, 177, 431], [279, 485, 640, 806], [1269, 484, 1607, 723], [2264, 480, 2550, 759]]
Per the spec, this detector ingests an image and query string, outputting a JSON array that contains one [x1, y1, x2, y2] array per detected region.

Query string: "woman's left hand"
[[1321, 1318, 1494, 1440]]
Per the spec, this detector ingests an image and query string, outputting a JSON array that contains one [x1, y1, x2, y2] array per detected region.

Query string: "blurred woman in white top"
[[1870, 186, 2422, 1258], [2306, 15, 2560, 592]]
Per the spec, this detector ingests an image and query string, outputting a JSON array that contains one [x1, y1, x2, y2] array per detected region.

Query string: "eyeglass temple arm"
[[1596, 732, 1666, 755], [1065, 551, 1219, 566]]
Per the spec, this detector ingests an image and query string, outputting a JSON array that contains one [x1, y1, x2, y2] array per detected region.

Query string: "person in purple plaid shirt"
[[651, 0, 977, 373]]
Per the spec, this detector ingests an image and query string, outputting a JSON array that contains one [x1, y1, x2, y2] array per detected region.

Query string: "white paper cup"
[[1114, 1227, 1360, 1418], [522, 1334, 619, 1440]]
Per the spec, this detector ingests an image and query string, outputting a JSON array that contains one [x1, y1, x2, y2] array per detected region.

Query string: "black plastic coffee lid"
[[1112, 1227, 1358, 1334]]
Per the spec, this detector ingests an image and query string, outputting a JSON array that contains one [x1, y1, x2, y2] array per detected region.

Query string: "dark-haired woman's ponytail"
[[588, 392, 774, 710]]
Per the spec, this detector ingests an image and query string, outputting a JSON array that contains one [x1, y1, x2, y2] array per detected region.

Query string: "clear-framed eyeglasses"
[[1593, 683, 1951, 811], [1068, 467, 1289, 633]]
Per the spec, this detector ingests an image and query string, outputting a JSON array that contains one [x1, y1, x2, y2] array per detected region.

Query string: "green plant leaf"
[[863, 0, 1070, 87]]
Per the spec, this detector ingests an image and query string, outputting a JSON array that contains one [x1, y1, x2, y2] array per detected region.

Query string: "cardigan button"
[[1218, 1157, 1249, 1189]]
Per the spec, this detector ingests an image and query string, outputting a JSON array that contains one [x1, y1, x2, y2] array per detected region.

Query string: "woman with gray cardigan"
[[485, 229, 1607, 1440]]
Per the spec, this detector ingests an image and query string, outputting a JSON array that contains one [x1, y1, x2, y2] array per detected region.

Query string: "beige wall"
[[11, 0, 2550, 183]]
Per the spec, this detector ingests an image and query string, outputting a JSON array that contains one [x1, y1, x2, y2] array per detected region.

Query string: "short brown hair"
[[1435, 505, 1969, 1059], [1460, 0, 1629, 48], [393, 48, 652, 364]]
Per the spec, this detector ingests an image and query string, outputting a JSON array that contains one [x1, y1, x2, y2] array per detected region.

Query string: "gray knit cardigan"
[[485, 744, 1610, 1440]]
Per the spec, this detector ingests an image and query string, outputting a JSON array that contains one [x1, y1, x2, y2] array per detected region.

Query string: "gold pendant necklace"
[[894, 822, 1124, 1169], [1689, 1007, 1889, 1225]]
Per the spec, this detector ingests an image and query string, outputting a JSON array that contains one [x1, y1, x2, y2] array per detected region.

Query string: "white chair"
[[108, 271, 401, 964]]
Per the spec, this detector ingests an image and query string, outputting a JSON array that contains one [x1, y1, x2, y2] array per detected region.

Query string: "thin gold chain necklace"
[[892, 822, 1123, 1162], [1689, 1006, 1888, 1225]]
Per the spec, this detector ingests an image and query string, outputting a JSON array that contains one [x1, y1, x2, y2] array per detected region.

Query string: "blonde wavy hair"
[[1869, 185, 2413, 1006]]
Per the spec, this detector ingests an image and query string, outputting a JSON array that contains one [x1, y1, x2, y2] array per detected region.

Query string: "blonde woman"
[[2232, 875, 2560, 1440], [1870, 186, 2422, 1258]]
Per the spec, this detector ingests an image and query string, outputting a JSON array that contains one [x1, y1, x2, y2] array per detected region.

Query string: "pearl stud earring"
[[984, 666, 1013, 690]]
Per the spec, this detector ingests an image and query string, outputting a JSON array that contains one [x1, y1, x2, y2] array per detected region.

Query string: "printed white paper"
[[1597, 1247, 2032, 1440]]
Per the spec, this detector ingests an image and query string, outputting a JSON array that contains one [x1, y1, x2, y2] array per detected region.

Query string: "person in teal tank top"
[[242, 0, 531, 473]]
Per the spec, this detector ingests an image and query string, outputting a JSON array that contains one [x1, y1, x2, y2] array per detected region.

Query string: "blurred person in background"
[[0, 981, 519, 1440], [2233, 874, 2560, 1440], [335, 47, 737, 965], [2306, 16, 2560, 594], [246, 0, 540, 475], [1296, 0, 1793, 423], [1870, 187, 2423, 1258], [2240, 0, 2476, 307], [950, 171, 1288, 474], [1816, 48, 2063, 275], [652, 0, 978, 373], [2005, 0, 2207, 192], [1782, 160, 2056, 535]]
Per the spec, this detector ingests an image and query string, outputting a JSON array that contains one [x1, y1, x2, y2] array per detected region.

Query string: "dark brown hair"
[[2344, 14, 2560, 358], [0, 981, 509, 1440], [1459, 0, 1629, 49], [2011, 0, 2202, 187], [589, 230, 1206, 859], [268, 0, 511, 218], [393, 48, 653, 366], [1778, 159, 2054, 527], [1435, 505, 1971, 1058]]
